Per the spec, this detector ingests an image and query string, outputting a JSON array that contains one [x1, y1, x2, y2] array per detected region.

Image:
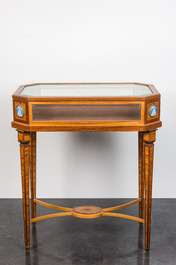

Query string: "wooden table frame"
[[12, 83, 162, 250]]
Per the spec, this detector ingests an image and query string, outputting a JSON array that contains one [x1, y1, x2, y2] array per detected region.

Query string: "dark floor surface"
[[0, 199, 176, 265]]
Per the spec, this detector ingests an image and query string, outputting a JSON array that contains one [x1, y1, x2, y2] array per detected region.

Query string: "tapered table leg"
[[143, 130, 156, 250], [138, 132, 144, 220], [30, 132, 36, 221], [18, 131, 31, 249]]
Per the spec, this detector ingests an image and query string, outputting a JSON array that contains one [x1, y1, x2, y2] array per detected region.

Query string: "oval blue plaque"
[[16, 105, 24, 118], [149, 104, 157, 117]]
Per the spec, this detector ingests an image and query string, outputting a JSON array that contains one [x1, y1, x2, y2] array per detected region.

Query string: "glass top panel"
[[20, 84, 152, 97]]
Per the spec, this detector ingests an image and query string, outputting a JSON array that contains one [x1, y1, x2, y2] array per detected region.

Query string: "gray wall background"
[[0, 0, 175, 198]]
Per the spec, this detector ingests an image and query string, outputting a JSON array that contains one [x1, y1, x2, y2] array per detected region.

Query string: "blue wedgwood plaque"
[[149, 104, 157, 117], [16, 105, 24, 118]]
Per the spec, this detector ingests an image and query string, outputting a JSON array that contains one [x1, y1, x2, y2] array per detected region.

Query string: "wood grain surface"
[[138, 132, 144, 220], [18, 131, 30, 249], [143, 130, 156, 250], [30, 132, 36, 221]]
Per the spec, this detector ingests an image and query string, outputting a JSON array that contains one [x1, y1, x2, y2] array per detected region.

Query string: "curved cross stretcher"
[[30, 198, 144, 224]]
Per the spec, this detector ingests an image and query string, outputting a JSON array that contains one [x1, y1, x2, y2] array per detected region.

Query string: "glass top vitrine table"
[[11, 83, 162, 250]]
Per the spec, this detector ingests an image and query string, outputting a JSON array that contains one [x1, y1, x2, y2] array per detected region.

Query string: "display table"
[[11, 83, 162, 250]]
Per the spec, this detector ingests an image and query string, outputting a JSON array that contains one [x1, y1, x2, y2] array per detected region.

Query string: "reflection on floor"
[[0, 199, 176, 265]]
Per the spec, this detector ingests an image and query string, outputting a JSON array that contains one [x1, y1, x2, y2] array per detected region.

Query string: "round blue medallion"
[[16, 105, 24, 118], [149, 104, 157, 117]]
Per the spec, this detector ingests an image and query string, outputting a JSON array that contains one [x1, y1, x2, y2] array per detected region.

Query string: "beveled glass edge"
[[13, 83, 159, 99]]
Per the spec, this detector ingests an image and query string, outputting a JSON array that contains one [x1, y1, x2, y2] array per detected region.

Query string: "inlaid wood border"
[[28, 101, 145, 125]]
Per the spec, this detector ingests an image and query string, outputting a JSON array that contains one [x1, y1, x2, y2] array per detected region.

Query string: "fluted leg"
[[18, 131, 31, 249], [30, 132, 36, 221], [138, 131, 144, 220], [143, 130, 156, 250]]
